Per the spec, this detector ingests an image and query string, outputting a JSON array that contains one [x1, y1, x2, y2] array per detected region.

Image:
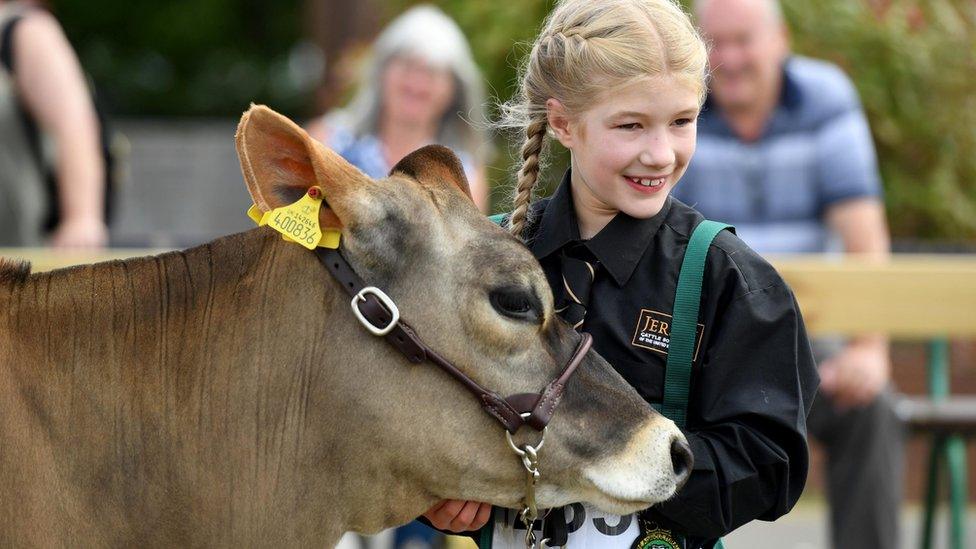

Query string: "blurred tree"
[[49, 0, 310, 117], [783, 0, 976, 239]]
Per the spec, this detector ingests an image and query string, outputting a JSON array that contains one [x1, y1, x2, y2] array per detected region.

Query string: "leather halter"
[[314, 247, 592, 434]]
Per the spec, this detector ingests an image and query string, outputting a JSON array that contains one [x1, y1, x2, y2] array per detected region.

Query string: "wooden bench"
[[895, 396, 976, 436], [4, 249, 976, 549], [772, 255, 976, 549]]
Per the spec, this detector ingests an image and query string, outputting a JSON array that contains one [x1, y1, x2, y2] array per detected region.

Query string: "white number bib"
[[489, 504, 639, 548]]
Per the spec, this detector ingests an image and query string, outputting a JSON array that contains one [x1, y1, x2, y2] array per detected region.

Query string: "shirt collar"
[[529, 169, 672, 286], [529, 170, 579, 259]]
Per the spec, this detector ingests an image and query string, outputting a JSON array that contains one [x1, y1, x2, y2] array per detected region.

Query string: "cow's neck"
[[0, 228, 413, 545]]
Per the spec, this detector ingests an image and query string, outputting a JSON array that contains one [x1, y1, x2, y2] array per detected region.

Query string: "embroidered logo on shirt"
[[631, 309, 704, 360], [631, 526, 680, 549]]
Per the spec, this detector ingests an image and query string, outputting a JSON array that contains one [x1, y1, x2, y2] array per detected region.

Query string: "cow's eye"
[[490, 287, 541, 323]]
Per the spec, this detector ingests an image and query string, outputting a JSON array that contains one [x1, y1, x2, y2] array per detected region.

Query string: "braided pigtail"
[[508, 116, 548, 240]]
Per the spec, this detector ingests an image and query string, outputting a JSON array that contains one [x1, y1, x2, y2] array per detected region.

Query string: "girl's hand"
[[422, 499, 492, 533]]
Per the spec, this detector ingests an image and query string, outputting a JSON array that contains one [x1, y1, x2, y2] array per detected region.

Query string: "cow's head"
[[235, 105, 691, 532]]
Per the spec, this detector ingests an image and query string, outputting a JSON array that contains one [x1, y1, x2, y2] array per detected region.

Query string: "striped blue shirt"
[[673, 56, 883, 254]]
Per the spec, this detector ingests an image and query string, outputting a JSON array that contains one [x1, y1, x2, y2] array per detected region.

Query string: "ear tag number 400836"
[[246, 186, 341, 249]]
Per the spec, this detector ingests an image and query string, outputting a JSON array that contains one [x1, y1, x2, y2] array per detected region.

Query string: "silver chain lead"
[[519, 444, 541, 548], [506, 414, 549, 549]]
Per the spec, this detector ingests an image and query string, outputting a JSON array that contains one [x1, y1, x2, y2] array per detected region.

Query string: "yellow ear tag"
[[319, 228, 342, 249], [247, 204, 264, 225], [264, 188, 326, 250], [246, 188, 341, 249]]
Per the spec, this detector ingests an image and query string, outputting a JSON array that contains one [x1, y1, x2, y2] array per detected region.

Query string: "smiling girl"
[[423, 1, 818, 547]]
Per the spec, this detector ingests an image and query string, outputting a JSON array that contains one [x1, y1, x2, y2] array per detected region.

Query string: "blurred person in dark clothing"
[[673, 1, 903, 547], [0, 0, 107, 248]]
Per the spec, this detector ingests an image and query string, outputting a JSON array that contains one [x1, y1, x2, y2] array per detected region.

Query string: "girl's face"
[[381, 53, 457, 129], [549, 75, 700, 222]]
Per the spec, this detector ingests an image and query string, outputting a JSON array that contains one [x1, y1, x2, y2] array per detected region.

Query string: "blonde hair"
[[500, 0, 708, 239]]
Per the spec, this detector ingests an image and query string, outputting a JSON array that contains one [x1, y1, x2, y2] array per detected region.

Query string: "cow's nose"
[[670, 436, 694, 488]]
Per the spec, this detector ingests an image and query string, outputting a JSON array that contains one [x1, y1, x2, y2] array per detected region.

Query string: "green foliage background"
[[782, 0, 976, 239], [51, 0, 976, 240], [50, 0, 306, 117]]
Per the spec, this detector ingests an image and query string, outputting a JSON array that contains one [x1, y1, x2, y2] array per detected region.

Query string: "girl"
[[307, 5, 491, 212], [424, 0, 818, 548]]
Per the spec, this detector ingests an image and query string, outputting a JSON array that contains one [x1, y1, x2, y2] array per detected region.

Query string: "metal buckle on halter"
[[506, 413, 548, 461], [351, 286, 400, 336]]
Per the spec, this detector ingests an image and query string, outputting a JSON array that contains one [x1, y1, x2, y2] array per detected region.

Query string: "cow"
[[0, 105, 691, 547]]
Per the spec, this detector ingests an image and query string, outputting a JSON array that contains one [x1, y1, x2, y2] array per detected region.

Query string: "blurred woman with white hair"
[[307, 4, 491, 211]]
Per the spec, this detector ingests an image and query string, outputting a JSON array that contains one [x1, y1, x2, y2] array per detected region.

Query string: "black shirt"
[[525, 171, 819, 547]]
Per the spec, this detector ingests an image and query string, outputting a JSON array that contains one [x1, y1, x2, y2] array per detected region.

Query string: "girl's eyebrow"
[[608, 111, 650, 120], [610, 110, 649, 119], [610, 107, 701, 119]]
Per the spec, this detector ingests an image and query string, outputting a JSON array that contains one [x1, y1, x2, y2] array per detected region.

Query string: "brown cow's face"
[[235, 106, 689, 527]]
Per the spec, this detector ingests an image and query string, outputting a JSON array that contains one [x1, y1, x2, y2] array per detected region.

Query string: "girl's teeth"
[[629, 177, 663, 187]]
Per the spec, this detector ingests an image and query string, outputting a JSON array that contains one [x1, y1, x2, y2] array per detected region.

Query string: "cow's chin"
[[581, 470, 680, 514], [533, 486, 666, 516], [584, 493, 662, 516]]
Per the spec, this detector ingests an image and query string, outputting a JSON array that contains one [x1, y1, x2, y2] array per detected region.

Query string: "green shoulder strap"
[[489, 213, 506, 226], [477, 509, 494, 548], [662, 219, 732, 428], [662, 220, 732, 549]]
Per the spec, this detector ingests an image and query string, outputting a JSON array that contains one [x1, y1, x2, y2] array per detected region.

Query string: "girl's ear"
[[546, 98, 576, 149], [235, 104, 374, 230]]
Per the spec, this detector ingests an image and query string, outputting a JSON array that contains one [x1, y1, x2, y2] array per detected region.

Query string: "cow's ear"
[[391, 144, 472, 202], [235, 104, 372, 229]]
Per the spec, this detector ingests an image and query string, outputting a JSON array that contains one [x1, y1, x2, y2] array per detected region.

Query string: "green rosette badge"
[[631, 523, 681, 549]]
